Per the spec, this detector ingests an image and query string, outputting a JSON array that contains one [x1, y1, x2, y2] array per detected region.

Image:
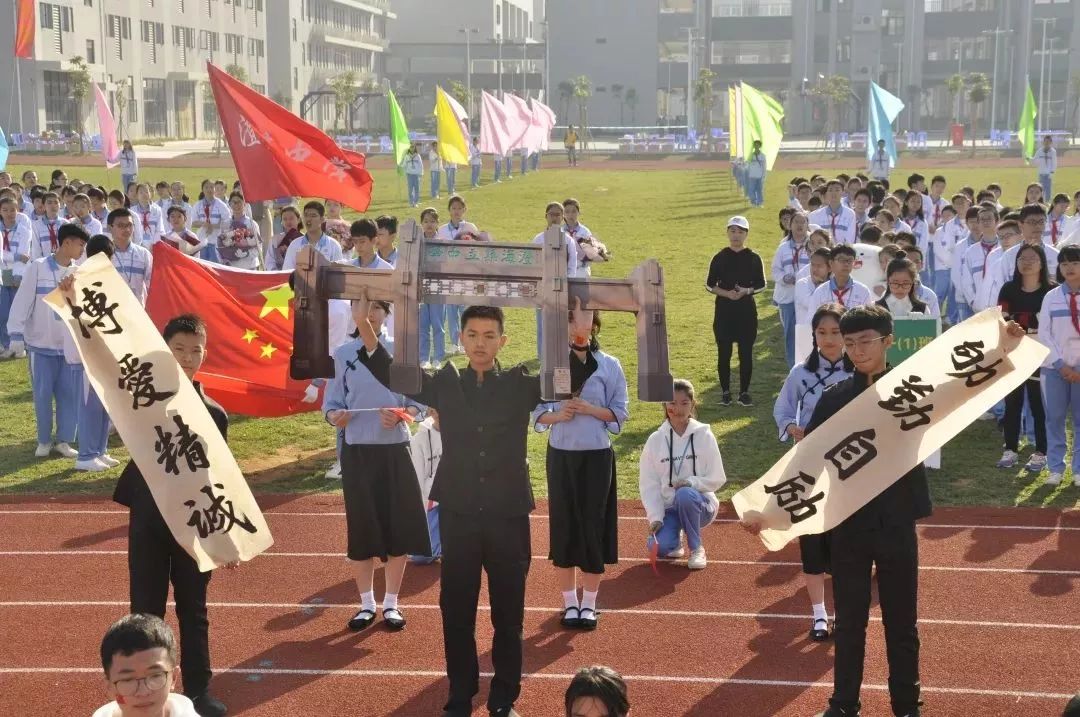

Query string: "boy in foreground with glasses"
[[94, 613, 199, 717]]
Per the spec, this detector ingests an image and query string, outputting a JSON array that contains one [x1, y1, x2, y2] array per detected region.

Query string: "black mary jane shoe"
[[383, 607, 407, 630], [560, 606, 582, 629], [809, 617, 831, 642], [578, 607, 599, 631], [347, 608, 376, 632]]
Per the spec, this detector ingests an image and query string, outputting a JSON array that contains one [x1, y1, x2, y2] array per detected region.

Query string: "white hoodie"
[[92, 693, 199, 717], [639, 418, 726, 525], [409, 415, 442, 504]]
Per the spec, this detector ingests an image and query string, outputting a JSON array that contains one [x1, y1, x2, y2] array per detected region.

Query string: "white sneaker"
[[12, 347, 25, 358], [1046, 472, 1064, 486], [996, 450, 1018, 469], [98, 455, 120, 468], [53, 442, 78, 458], [325, 460, 342, 480], [34, 443, 52, 458], [74, 457, 109, 472], [687, 546, 707, 570], [664, 547, 685, 559]]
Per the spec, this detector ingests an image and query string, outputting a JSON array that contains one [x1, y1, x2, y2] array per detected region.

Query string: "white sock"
[[361, 590, 376, 612], [382, 592, 398, 611], [581, 589, 598, 613], [812, 602, 828, 622], [562, 589, 579, 610]]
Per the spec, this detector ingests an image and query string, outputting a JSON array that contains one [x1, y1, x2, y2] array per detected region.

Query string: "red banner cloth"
[[14, 0, 34, 58]]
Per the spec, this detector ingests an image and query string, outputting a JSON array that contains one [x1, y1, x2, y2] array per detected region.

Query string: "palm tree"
[[692, 68, 716, 137], [558, 80, 574, 119], [965, 72, 990, 156], [572, 75, 592, 148], [625, 88, 638, 125], [67, 56, 92, 153], [611, 83, 625, 124]]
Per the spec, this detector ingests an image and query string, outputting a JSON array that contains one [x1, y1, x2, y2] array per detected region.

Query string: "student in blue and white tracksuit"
[[533, 310, 629, 631], [949, 207, 981, 324], [29, 193, 68, 261], [1045, 195, 1072, 247], [746, 141, 767, 207], [809, 181, 858, 246], [534, 202, 582, 359], [191, 180, 231, 263], [418, 209, 447, 368], [640, 379, 726, 571], [6, 224, 88, 458], [772, 212, 813, 368], [129, 184, 166, 247], [106, 208, 154, 306], [469, 139, 483, 188], [1034, 136, 1057, 200], [773, 303, 852, 641], [0, 197, 33, 357], [407, 412, 443, 565], [1000, 205, 1060, 295], [436, 197, 479, 353], [428, 143, 443, 199], [1037, 243, 1080, 488], [402, 145, 424, 207]]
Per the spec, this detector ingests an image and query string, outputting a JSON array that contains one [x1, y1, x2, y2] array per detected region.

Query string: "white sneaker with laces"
[[325, 460, 342, 480], [688, 546, 707, 570], [12, 347, 26, 358], [996, 450, 1018, 469], [75, 457, 110, 472], [664, 547, 685, 559], [34, 443, 52, 458], [1046, 472, 1064, 486], [99, 455, 120, 467], [53, 442, 78, 458]]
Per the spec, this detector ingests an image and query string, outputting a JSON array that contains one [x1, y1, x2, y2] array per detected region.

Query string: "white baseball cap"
[[727, 216, 750, 231]]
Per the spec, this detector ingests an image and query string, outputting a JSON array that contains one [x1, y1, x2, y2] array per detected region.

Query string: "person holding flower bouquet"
[[265, 205, 303, 271], [217, 192, 262, 270]]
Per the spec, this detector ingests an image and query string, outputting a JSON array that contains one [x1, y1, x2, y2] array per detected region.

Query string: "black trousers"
[[128, 487, 213, 698], [440, 509, 531, 716], [1003, 373, 1046, 454], [829, 522, 921, 717]]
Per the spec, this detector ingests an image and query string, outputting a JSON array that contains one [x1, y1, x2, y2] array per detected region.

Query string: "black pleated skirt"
[[799, 531, 832, 576], [545, 445, 619, 573], [340, 442, 431, 561]]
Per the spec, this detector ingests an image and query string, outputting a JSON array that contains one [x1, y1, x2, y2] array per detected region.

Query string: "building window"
[[43, 70, 77, 132], [86, 39, 95, 64], [712, 1, 792, 16], [293, 67, 298, 89], [143, 78, 167, 137], [712, 40, 792, 64]]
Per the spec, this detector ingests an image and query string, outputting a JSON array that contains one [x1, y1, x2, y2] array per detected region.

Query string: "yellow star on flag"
[[260, 342, 278, 359], [259, 283, 292, 320], [242, 328, 259, 344]]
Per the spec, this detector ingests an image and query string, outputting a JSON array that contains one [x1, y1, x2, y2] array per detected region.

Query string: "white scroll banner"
[[733, 308, 1048, 551], [45, 253, 273, 571]]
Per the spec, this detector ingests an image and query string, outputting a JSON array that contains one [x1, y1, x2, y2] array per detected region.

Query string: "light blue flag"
[[867, 82, 904, 169], [0, 128, 8, 171]]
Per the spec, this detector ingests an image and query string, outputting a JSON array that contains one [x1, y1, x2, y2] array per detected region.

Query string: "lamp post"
[[1048, 37, 1057, 132], [459, 27, 478, 128], [1035, 18, 1055, 133], [981, 28, 1009, 135], [495, 34, 503, 96]]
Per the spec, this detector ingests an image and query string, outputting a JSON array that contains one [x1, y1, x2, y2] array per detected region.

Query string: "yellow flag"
[[435, 86, 470, 165]]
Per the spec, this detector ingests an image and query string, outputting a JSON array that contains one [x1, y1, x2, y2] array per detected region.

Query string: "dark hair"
[[930, 175, 946, 186], [879, 178, 891, 191], [807, 196, 823, 210], [57, 223, 90, 245], [461, 305, 504, 333], [228, 191, 245, 205], [155, 180, 169, 190], [825, 179, 844, 192], [902, 190, 925, 221], [1019, 203, 1047, 222], [894, 231, 917, 248], [853, 187, 871, 202], [107, 189, 125, 204], [886, 250, 919, 284], [166, 204, 188, 218], [1056, 245, 1080, 283], [810, 246, 832, 263], [805, 303, 852, 371], [100, 613, 177, 675], [859, 224, 883, 244], [778, 206, 796, 231], [839, 303, 893, 337], [87, 186, 106, 201], [964, 206, 981, 221], [447, 194, 466, 210], [163, 314, 207, 343], [830, 244, 856, 260], [545, 201, 564, 215], [1011, 243, 1051, 291], [86, 234, 114, 258], [1052, 193, 1070, 206], [906, 173, 925, 189], [562, 197, 580, 210], [375, 215, 398, 234], [50, 169, 66, 183], [107, 207, 133, 226], [350, 218, 377, 239], [302, 200, 325, 218], [564, 666, 629, 717], [905, 245, 924, 262], [420, 207, 439, 222]]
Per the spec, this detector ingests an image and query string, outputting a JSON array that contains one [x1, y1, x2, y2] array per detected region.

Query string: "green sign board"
[[425, 244, 537, 266], [888, 317, 940, 365]]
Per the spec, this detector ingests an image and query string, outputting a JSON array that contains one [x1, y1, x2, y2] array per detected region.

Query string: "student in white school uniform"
[[1000, 205, 1060, 288], [436, 196, 480, 354], [469, 137, 483, 188], [772, 211, 813, 368], [191, 179, 231, 263], [1045, 194, 1072, 247], [428, 142, 443, 200], [29, 191, 68, 261], [164, 181, 194, 229], [6, 223, 88, 459], [564, 198, 610, 278], [407, 409, 443, 565], [809, 180, 858, 246], [868, 139, 891, 182], [162, 205, 205, 256], [281, 201, 344, 271], [795, 247, 833, 329], [217, 192, 262, 270], [534, 202, 583, 358], [69, 193, 104, 238], [949, 206, 982, 324], [107, 208, 154, 307], [957, 206, 1002, 314], [640, 379, 726, 571], [899, 190, 930, 284], [533, 306, 629, 631], [1035, 135, 1057, 200], [265, 205, 303, 271], [975, 219, 1024, 313], [809, 245, 873, 314], [129, 184, 166, 247], [773, 303, 852, 642], [745, 140, 767, 208], [0, 197, 33, 358], [402, 144, 424, 208], [1037, 243, 1080, 488]]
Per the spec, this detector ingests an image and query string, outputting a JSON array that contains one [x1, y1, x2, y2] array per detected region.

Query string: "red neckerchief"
[[1, 224, 12, 253], [1051, 217, 1059, 246], [980, 242, 994, 277], [47, 220, 58, 251], [832, 279, 851, 305], [1069, 289, 1080, 337]]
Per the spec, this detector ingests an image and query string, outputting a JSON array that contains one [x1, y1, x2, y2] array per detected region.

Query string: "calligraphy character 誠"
[[824, 429, 878, 481], [877, 376, 935, 431], [117, 353, 176, 410], [946, 340, 1003, 387], [185, 483, 258, 539], [69, 282, 123, 339], [764, 471, 825, 524], [154, 414, 210, 476]]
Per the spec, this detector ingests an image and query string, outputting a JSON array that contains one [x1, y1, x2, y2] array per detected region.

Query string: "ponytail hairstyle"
[[805, 303, 853, 372], [885, 250, 919, 289]]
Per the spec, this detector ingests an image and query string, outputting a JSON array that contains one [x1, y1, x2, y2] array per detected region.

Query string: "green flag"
[[387, 88, 410, 170], [1018, 82, 1037, 163], [741, 82, 785, 170]]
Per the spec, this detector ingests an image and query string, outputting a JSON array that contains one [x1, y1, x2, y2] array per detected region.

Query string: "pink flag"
[[531, 98, 557, 151], [479, 91, 515, 156], [503, 93, 535, 152], [93, 83, 120, 168]]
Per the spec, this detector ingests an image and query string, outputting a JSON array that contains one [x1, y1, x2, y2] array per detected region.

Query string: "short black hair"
[[58, 223, 90, 245], [420, 207, 439, 222], [906, 173, 925, 188], [564, 666, 629, 717], [303, 200, 325, 217], [562, 197, 580, 210], [854, 187, 871, 201], [859, 224, 883, 244], [830, 244, 856, 260], [155, 180, 169, 190], [1018, 203, 1047, 222], [447, 194, 466, 210], [163, 314, 207, 343], [1057, 245, 1080, 283], [461, 305, 504, 333], [100, 613, 177, 675], [350, 218, 377, 239], [839, 303, 893, 337], [107, 207, 133, 226], [930, 175, 946, 186], [86, 234, 114, 258], [166, 204, 188, 218], [376, 215, 398, 234]]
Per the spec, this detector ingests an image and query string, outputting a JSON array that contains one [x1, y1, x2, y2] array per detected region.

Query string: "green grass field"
[[2, 159, 1078, 510]]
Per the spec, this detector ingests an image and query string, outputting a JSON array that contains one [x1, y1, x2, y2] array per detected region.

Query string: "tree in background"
[[558, 80, 574, 120], [572, 75, 592, 148], [114, 77, 129, 142], [611, 83, 625, 125], [329, 70, 359, 134], [693, 68, 717, 138], [204, 63, 248, 155], [946, 73, 965, 125], [625, 88, 638, 125], [67, 56, 92, 153], [964, 72, 990, 156], [811, 75, 852, 155]]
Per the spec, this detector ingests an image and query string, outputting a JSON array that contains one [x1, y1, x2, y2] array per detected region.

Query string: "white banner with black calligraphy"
[[45, 254, 273, 571], [733, 308, 1048, 551]]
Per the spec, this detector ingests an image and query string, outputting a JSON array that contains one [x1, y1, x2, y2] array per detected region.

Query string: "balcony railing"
[[310, 24, 387, 50]]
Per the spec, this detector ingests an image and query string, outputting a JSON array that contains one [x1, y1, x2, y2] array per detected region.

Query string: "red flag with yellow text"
[[14, 0, 35, 58], [145, 243, 319, 418], [206, 62, 374, 211]]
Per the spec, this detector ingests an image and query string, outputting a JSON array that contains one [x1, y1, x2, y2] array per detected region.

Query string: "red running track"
[[1, 495, 1077, 716]]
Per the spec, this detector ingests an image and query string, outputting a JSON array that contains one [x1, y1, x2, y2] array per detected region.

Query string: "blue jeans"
[[29, 350, 79, 446], [530, 152, 539, 171], [199, 243, 221, 264], [121, 174, 136, 189], [778, 301, 796, 368], [0, 285, 16, 348], [493, 159, 502, 182], [446, 304, 463, 346], [471, 164, 481, 187], [406, 174, 420, 206], [430, 170, 441, 198], [504, 156, 513, 178], [1042, 368, 1080, 474], [419, 303, 446, 364], [1039, 174, 1052, 201], [445, 166, 456, 195], [646, 487, 717, 553], [747, 176, 764, 206], [77, 372, 111, 461], [933, 269, 952, 320], [520, 153, 528, 174], [409, 505, 442, 564], [951, 298, 973, 326]]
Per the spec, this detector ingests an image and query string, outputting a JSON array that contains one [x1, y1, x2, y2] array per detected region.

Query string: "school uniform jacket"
[[1, 220, 33, 280], [533, 229, 582, 278], [999, 242, 1059, 288], [129, 203, 165, 246], [28, 216, 68, 261], [72, 214, 104, 238], [1037, 284, 1080, 369], [809, 205, 858, 245], [794, 276, 827, 326], [805, 370, 932, 532], [957, 240, 999, 307], [192, 197, 231, 241], [933, 216, 967, 271], [410, 417, 443, 504], [771, 237, 812, 305], [902, 215, 929, 262], [1034, 146, 1057, 176], [281, 233, 343, 271], [361, 343, 543, 517], [808, 277, 873, 314], [923, 195, 949, 234], [111, 242, 154, 306], [1043, 213, 1070, 246], [638, 418, 726, 526], [774, 353, 851, 441], [531, 350, 629, 450], [6, 255, 76, 354], [402, 154, 424, 175], [868, 150, 891, 180], [564, 222, 596, 276]]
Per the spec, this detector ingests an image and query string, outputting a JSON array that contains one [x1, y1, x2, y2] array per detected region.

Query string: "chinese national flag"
[[14, 0, 34, 58], [145, 243, 320, 418], [206, 62, 373, 211]]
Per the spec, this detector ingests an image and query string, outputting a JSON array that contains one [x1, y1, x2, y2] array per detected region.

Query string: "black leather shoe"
[[383, 607, 407, 630], [578, 607, 598, 631], [809, 617, 831, 642], [347, 608, 376, 631], [191, 692, 228, 717], [560, 606, 581, 629]]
